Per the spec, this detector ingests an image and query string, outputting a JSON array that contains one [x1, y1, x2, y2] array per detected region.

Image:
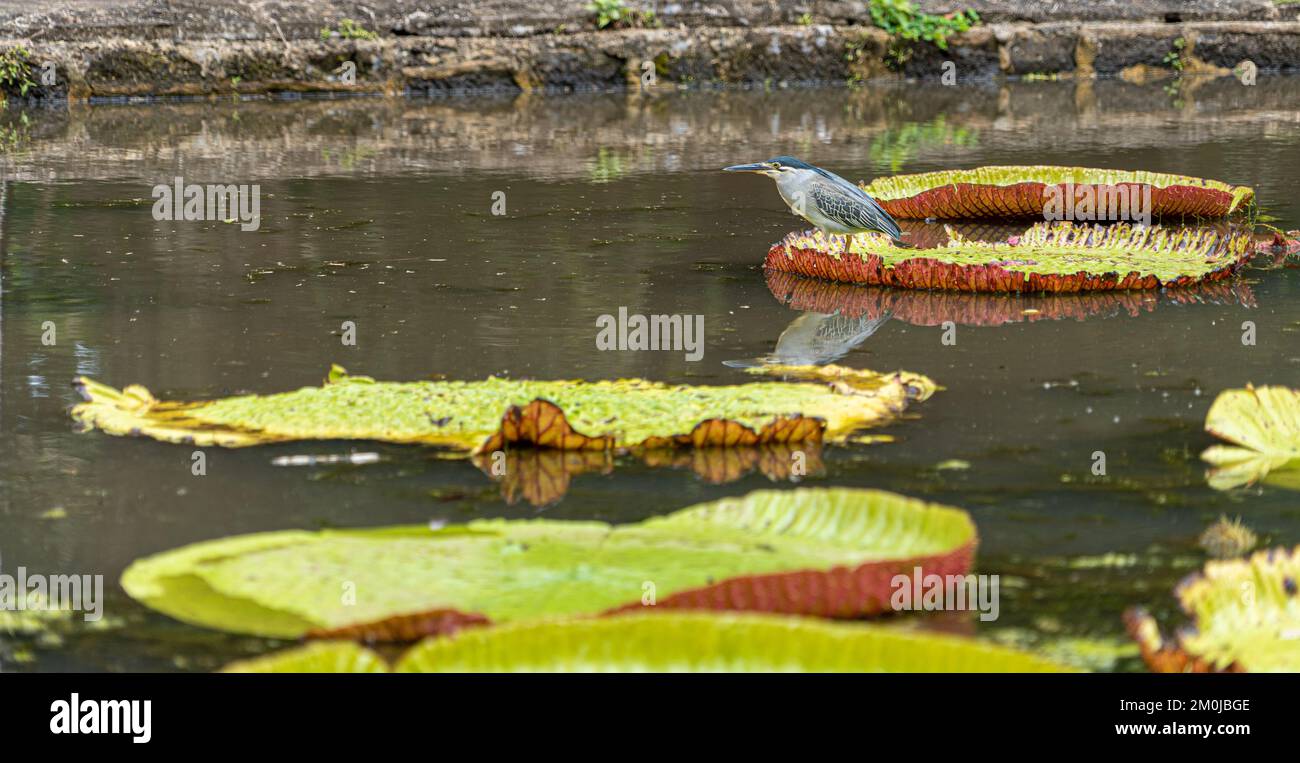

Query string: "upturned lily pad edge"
[[1201, 384, 1300, 490], [862, 165, 1255, 219]]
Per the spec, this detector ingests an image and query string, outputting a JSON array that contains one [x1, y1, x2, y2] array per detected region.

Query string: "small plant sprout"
[[0, 45, 36, 98], [868, 0, 979, 69], [588, 0, 629, 29], [1163, 37, 1187, 72], [320, 19, 380, 41]]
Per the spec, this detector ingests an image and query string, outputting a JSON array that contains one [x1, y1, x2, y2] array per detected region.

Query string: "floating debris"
[[271, 452, 382, 467], [1198, 516, 1258, 559]]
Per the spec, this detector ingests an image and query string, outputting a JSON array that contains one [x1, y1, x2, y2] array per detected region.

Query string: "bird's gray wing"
[[809, 176, 902, 239], [802, 311, 891, 363], [821, 310, 892, 347]]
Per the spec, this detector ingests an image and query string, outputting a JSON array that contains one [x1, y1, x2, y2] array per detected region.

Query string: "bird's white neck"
[[774, 168, 819, 214]]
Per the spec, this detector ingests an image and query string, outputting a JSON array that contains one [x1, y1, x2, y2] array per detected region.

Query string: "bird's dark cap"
[[768, 156, 814, 169]]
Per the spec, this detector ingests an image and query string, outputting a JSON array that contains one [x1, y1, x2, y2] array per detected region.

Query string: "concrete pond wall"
[[0, 1, 1298, 100]]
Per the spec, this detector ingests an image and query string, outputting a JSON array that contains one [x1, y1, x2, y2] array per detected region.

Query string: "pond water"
[[1, 76, 1297, 671]]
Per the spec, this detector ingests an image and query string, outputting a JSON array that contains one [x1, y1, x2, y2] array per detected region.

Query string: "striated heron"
[[724, 156, 903, 250]]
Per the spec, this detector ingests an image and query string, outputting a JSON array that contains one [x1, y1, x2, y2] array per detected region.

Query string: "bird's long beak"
[[723, 163, 769, 173]]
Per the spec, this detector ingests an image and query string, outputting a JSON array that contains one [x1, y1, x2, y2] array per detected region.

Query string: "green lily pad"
[[72, 365, 934, 453], [862, 165, 1254, 219], [223, 640, 388, 674], [1126, 546, 1300, 672], [122, 488, 976, 639], [765, 222, 1255, 293], [221, 612, 1071, 673], [1201, 385, 1300, 490]]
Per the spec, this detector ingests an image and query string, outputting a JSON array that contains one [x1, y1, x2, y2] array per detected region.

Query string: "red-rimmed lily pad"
[[765, 222, 1255, 293], [862, 166, 1254, 220], [120, 488, 977, 639]]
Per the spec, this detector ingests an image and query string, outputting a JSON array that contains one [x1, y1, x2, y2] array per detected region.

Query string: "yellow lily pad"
[[71, 365, 934, 454]]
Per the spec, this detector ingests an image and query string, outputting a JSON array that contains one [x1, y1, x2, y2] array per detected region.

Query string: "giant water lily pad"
[[121, 488, 976, 639], [766, 222, 1254, 293], [862, 166, 1254, 220], [224, 612, 1070, 673], [1126, 546, 1300, 673], [224, 640, 390, 674], [71, 366, 933, 454], [895, 220, 1029, 250], [1201, 385, 1300, 490]]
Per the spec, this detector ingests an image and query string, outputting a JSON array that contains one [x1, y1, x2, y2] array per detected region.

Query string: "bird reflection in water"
[[723, 310, 891, 369]]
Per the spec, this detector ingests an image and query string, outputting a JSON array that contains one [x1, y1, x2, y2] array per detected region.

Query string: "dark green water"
[[1, 76, 1297, 671]]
